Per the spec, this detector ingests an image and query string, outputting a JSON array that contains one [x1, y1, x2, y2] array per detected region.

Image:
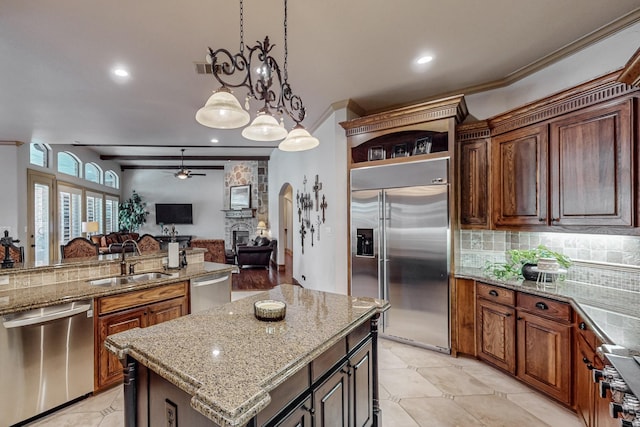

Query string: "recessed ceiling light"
[[416, 55, 434, 65], [113, 68, 129, 77], [210, 138, 219, 143]]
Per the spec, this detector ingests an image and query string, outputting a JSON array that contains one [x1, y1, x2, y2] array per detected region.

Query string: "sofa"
[[236, 236, 277, 268], [90, 232, 140, 254]]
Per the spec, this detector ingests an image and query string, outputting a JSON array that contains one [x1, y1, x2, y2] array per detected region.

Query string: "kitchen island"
[[106, 284, 389, 427]]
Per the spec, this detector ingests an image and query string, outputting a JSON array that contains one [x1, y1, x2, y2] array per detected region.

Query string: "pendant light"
[[242, 109, 288, 141], [195, 87, 250, 129], [278, 124, 319, 151]]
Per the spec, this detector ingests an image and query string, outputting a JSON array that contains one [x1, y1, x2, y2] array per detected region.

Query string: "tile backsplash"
[[459, 230, 640, 293]]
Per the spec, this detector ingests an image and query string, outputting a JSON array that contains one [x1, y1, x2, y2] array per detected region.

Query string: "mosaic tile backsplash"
[[459, 230, 640, 294]]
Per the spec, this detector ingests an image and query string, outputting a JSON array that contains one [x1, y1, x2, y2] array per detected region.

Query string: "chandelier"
[[195, 0, 319, 152]]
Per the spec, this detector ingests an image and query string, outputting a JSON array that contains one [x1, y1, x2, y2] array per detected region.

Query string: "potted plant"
[[118, 191, 149, 232], [484, 245, 571, 281]]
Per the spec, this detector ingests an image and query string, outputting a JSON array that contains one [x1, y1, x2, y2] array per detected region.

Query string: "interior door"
[[27, 169, 56, 265], [383, 185, 450, 350]]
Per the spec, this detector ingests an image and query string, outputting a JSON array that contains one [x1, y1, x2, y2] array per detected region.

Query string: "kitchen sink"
[[88, 272, 175, 286]]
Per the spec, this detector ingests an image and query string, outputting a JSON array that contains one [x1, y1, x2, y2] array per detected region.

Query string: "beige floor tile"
[[110, 387, 125, 412], [507, 392, 583, 427], [28, 412, 105, 427], [67, 388, 120, 413], [462, 363, 533, 394], [379, 399, 420, 427], [417, 366, 494, 396], [455, 394, 550, 427], [379, 383, 391, 400], [379, 368, 443, 398], [388, 343, 454, 368], [379, 346, 409, 369], [99, 411, 125, 427], [400, 397, 484, 427]]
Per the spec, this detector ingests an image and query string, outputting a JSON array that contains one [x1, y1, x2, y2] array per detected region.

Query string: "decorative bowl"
[[254, 300, 286, 321]]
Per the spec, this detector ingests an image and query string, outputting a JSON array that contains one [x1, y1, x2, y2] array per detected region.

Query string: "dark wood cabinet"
[[452, 278, 476, 356], [516, 310, 572, 404], [270, 396, 313, 427], [459, 138, 490, 228], [95, 281, 189, 391], [313, 362, 349, 427], [350, 340, 373, 427], [476, 297, 516, 374], [491, 124, 548, 228], [549, 100, 633, 227]]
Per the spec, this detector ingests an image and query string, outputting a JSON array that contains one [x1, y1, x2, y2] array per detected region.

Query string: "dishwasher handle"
[[192, 275, 230, 287], [3, 303, 92, 329]]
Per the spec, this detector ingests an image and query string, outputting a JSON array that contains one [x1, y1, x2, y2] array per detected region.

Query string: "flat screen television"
[[155, 203, 193, 225]]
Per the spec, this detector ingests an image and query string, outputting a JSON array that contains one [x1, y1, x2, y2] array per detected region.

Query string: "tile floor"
[[26, 293, 583, 427]]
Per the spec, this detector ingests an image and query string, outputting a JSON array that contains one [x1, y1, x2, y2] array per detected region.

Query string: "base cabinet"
[[271, 396, 313, 427], [95, 282, 189, 391], [314, 363, 349, 427], [476, 298, 516, 374]]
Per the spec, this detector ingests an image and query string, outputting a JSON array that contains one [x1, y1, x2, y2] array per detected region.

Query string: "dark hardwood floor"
[[232, 250, 294, 291]]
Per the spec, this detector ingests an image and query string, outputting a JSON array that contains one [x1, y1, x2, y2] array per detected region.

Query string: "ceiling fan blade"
[[190, 173, 207, 176]]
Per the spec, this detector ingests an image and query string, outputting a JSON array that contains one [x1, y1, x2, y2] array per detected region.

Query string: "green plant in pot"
[[118, 191, 149, 232], [484, 245, 571, 281]]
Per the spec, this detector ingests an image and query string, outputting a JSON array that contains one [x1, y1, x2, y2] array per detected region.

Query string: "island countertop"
[[105, 284, 389, 427]]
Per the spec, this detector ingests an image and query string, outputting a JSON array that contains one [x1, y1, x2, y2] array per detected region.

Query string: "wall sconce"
[[81, 221, 99, 237]]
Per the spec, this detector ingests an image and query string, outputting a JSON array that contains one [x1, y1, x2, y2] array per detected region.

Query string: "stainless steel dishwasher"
[[0, 300, 94, 427], [190, 268, 232, 313]]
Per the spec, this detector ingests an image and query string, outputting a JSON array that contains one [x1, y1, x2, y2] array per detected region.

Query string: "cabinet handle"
[[583, 357, 591, 364], [551, 218, 559, 223], [538, 218, 546, 222], [517, 316, 523, 321], [535, 302, 548, 310], [302, 405, 315, 415], [579, 322, 587, 330], [504, 313, 512, 317], [341, 367, 352, 377], [488, 290, 499, 297]]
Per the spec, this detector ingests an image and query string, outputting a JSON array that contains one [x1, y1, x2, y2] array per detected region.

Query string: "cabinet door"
[[350, 341, 373, 427], [147, 296, 188, 326], [549, 100, 633, 227], [459, 139, 489, 228], [476, 299, 516, 374], [313, 364, 349, 427], [516, 311, 571, 404], [492, 125, 548, 227], [270, 396, 313, 427], [575, 335, 596, 427], [96, 306, 146, 391]]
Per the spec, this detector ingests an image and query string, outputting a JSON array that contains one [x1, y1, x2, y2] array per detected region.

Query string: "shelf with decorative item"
[[222, 209, 256, 219]]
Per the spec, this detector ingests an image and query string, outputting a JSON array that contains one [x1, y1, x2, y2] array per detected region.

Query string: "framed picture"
[[413, 136, 432, 155], [391, 143, 409, 158], [230, 185, 251, 210], [368, 146, 386, 161]]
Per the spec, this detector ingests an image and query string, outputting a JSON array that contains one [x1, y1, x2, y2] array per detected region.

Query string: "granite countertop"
[[0, 262, 233, 316], [456, 267, 640, 355], [105, 284, 390, 427]]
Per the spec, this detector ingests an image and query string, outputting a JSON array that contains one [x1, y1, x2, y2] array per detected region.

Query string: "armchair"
[[236, 237, 276, 268]]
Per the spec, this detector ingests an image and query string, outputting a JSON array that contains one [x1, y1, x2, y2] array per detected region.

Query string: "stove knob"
[[611, 402, 623, 418], [621, 419, 640, 427], [593, 368, 604, 383], [600, 379, 630, 398]]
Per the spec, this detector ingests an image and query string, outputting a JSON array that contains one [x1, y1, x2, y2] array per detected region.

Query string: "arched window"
[[85, 162, 102, 184], [104, 170, 119, 189], [57, 151, 81, 177], [30, 143, 50, 167]]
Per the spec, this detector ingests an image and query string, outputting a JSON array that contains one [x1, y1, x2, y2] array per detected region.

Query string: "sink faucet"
[[120, 240, 141, 275]]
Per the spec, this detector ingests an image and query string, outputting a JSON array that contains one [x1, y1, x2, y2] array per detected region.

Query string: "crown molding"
[[618, 46, 640, 86], [0, 140, 24, 146]]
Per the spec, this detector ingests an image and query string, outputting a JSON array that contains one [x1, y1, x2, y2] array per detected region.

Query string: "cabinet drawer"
[[517, 293, 571, 322], [97, 282, 188, 315], [575, 313, 598, 351], [311, 338, 347, 383], [477, 282, 515, 306]]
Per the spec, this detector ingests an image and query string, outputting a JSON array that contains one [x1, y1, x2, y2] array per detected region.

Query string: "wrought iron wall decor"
[[297, 174, 328, 253]]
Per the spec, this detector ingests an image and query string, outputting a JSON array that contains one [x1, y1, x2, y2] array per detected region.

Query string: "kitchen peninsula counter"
[[105, 284, 389, 427]]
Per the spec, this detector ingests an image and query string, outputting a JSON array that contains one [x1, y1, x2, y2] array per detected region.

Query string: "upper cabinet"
[[458, 71, 640, 234], [341, 95, 468, 170], [457, 122, 490, 229]]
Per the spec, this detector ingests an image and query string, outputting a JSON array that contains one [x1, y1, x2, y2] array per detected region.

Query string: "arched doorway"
[[278, 183, 293, 278]]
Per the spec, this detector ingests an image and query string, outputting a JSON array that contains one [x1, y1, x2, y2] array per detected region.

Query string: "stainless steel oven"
[[0, 300, 94, 426], [594, 347, 640, 427]]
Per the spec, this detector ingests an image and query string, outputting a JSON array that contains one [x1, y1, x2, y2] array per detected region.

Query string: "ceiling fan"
[[174, 149, 206, 179]]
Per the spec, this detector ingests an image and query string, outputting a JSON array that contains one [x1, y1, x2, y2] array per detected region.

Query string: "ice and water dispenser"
[[356, 229, 374, 257]]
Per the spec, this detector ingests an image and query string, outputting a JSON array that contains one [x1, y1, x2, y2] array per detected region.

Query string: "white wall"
[[269, 107, 352, 294], [466, 22, 640, 119], [0, 145, 19, 239], [121, 169, 225, 239]]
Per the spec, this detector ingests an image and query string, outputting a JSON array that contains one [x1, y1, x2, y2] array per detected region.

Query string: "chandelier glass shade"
[[195, 0, 319, 150], [278, 124, 319, 151], [195, 87, 250, 129]]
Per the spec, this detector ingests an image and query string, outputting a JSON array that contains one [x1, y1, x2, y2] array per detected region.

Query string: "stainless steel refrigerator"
[[351, 158, 450, 353]]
